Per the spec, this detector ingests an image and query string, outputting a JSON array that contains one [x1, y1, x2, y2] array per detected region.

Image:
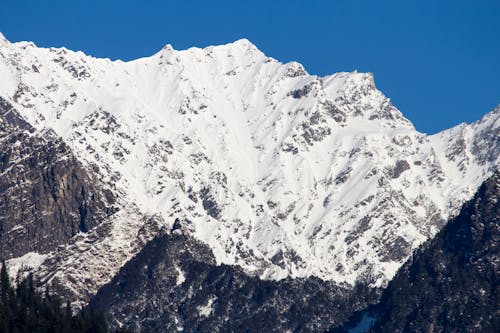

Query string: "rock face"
[[371, 172, 499, 333], [0, 97, 116, 259], [90, 231, 378, 333]]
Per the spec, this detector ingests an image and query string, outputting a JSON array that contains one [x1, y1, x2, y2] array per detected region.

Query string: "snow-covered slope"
[[0, 32, 497, 299]]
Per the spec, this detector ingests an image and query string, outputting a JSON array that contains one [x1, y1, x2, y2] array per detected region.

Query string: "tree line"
[[0, 261, 132, 333]]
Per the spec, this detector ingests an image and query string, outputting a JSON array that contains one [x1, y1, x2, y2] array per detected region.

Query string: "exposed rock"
[[0, 97, 117, 259], [389, 160, 410, 179], [200, 187, 221, 219], [289, 82, 313, 99]]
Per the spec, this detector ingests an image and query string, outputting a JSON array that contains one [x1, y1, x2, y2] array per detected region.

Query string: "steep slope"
[[0, 96, 117, 259], [0, 32, 497, 310], [90, 230, 378, 333], [0, 95, 162, 311], [371, 171, 499, 332]]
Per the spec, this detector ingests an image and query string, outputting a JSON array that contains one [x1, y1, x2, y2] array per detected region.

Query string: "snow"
[[33, 207, 164, 310], [197, 296, 217, 317], [0, 32, 8, 46], [174, 264, 186, 286], [0, 35, 497, 299], [6, 252, 47, 281]]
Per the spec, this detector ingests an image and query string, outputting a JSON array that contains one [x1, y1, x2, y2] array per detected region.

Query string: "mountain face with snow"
[[0, 32, 498, 329], [371, 171, 499, 333], [91, 173, 498, 332], [0, 96, 117, 259]]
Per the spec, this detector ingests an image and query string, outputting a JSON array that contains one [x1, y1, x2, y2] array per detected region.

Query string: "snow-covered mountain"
[[0, 32, 498, 310], [371, 171, 499, 333]]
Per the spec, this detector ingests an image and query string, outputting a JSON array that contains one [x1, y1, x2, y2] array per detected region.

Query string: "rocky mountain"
[[0, 96, 117, 259], [90, 231, 378, 332], [0, 31, 498, 330], [370, 171, 499, 333]]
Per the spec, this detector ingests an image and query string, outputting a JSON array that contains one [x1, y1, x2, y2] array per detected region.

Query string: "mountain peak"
[[226, 38, 260, 53], [231, 38, 256, 48], [161, 43, 174, 53], [2, 35, 498, 294]]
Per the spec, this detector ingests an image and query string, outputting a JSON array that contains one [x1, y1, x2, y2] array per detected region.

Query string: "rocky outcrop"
[[0, 97, 117, 259]]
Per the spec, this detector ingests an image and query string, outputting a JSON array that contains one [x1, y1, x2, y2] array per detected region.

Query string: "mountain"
[[0, 32, 498, 329], [89, 231, 378, 332], [370, 171, 499, 332], [0, 96, 117, 259]]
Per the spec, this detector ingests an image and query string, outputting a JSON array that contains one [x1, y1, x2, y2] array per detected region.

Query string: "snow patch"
[[197, 296, 217, 317], [6, 252, 47, 281], [174, 264, 185, 286]]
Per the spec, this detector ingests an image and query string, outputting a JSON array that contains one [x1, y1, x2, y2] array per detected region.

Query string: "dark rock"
[[390, 160, 410, 179], [301, 121, 331, 145], [0, 97, 117, 259], [377, 236, 411, 262], [335, 167, 353, 185], [282, 142, 298, 154], [200, 187, 221, 219], [289, 83, 313, 99], [321, 101, 346, 123]]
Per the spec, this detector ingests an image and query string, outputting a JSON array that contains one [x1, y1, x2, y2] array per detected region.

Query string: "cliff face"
[[371, 172, 499, 333], [0, 97, 117, 259]]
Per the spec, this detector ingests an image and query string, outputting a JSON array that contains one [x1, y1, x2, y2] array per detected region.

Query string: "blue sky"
[[1, 0, 499, 134]]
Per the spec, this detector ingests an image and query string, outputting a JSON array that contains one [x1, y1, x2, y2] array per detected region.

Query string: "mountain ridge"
[[0, 34, 497, 312]]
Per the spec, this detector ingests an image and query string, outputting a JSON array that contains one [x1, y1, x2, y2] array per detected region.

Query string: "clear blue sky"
[[1, 0, 499, 134]]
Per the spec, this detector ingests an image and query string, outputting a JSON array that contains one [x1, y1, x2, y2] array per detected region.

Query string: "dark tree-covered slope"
[[0, 262, 112, 333], [90, 230, 379, 333], [371, 171, 499, 333]]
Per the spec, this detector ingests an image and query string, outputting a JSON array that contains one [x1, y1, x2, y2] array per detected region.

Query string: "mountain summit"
[[0, 36, 498, 314]]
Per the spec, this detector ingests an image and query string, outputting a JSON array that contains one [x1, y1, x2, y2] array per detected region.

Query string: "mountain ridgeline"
[[0, 33, 498, 331]]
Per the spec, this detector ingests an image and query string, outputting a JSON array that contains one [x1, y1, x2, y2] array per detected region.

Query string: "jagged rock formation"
[[0, 97, 116, 259], [370, 172, 499, 333]]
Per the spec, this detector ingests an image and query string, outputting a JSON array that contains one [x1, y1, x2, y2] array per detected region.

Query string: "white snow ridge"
[[1, 34, 498, 306]]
